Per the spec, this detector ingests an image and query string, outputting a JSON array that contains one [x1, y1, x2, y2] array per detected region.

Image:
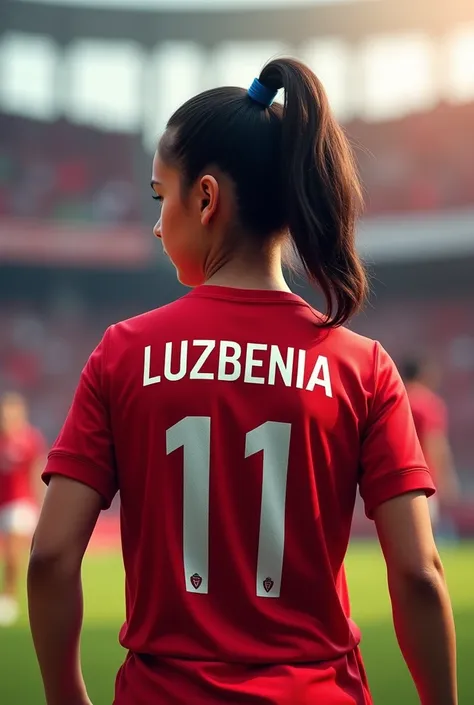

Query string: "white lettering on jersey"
[[244, 343, 267, 384], [142, 341, 333, 397], [305, 355, 333, 397], [143, 345, 161, 386], [164, 341, 188, 382], [268, 345, 294, 387], [218, 341, 241, 381], [295, 349, 306, 389], [190, 340, 216, 380]]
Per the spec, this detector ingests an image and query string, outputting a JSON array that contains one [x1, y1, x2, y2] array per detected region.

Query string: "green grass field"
[[1, 541, 472, 704]]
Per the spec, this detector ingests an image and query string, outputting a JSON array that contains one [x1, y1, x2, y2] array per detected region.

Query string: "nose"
[[153, 217, 162, 239]]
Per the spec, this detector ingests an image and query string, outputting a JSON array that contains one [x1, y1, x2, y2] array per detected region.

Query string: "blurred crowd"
[[0, 297, 104, 442], [0, 101, 473, 225], [0, 116, 139, 224], [350, 102, 474, 214]]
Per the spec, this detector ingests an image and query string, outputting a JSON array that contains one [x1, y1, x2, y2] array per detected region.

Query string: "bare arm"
[[374, 491, 457, 705], [28, 475, 102, 705]]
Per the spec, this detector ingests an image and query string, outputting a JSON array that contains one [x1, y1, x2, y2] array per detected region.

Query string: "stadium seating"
[[1, 102, 473, 223]]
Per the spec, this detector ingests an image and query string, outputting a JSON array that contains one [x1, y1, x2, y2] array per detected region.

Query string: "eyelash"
[[152, 194, 163, 202]]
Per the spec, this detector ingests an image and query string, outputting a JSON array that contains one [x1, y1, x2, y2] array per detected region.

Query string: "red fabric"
[[407, 383, 448, 482], [43, 286, 435, 704], [114, 646, 372, 705], [0, 425, 46, 507]]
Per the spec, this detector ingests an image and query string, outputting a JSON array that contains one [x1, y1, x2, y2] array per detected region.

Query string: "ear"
[[199, 175, 219, 226]]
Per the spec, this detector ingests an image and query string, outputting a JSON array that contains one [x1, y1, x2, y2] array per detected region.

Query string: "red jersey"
[[406, 382, 448, 484], [43, 286, 434, 705], [0, 424, 46, 508]]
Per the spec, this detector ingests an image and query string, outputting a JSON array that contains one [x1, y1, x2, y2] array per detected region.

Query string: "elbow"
[[406, 564, 445, 595], [389, 554, 446, 597], [28, 541, 81, 581]]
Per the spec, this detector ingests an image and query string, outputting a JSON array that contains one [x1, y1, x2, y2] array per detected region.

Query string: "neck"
[[203, 241, 291, 292]]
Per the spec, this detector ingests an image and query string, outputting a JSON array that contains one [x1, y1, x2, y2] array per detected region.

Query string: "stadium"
[[0, 0, 473, 702]]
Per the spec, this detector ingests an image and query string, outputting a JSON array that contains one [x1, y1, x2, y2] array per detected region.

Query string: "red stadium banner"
[[0, 218, 156, 268]]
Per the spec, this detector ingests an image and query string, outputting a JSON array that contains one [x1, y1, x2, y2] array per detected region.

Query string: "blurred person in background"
[[28, 59, 456, 705], [0, 392, 46, 626], [401, 356, 460, 534]]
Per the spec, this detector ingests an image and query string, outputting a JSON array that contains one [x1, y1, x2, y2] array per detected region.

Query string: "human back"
[[92, 287, 376, 703], [28, 57, 457, 705], [99, 288, 373, 658]]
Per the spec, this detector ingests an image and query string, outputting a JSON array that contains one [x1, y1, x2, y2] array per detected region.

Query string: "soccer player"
[[0, 392, 45, 626], [28, 59, 457, 705], [401, 357, 459, 528]]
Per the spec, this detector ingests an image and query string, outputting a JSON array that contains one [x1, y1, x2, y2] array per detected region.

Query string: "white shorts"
[[0, 501, 38, 537]]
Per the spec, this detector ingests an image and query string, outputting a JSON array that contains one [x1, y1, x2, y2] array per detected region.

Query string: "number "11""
[[166, 418, 291, 598]]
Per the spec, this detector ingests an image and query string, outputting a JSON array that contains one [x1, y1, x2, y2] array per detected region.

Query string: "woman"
[[28, 58, 457, 705]]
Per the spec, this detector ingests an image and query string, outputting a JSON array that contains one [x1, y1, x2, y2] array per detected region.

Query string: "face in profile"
[[151, 152, 207, 287], [150, 136, 225, 288], [0, 393, 28, 433]]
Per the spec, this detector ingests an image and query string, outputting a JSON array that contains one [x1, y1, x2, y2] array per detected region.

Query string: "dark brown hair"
[[161, 57, 368, 327]]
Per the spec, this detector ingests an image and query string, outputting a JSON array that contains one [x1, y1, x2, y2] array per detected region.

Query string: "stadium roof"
[[6, 0, 473, 45]]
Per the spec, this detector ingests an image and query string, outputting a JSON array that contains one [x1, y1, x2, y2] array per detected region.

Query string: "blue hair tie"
[[247, 78, 278, 107]]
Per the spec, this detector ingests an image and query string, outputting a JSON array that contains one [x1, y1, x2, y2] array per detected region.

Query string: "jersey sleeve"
[[42, 329, 117, 509], [359, 343, 436, 519]]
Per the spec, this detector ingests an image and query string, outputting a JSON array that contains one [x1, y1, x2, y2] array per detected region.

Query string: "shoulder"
[[302, 309, 395, 406], [95, 297, 189, 357], [291, 299, 391, 382], [327, 323, 377, 354], [90, 297, 193, 383], [314, 318, 381, 375], [107, 295, 191, 342]]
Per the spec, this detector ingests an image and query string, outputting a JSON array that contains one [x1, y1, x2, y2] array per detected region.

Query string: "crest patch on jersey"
[[190, 573, 203, 590], [263, 577, 274, 593]]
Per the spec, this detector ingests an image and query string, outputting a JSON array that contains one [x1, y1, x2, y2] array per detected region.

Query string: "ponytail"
[[259, 59, 368, 327], [163, 57, 367, 327]]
